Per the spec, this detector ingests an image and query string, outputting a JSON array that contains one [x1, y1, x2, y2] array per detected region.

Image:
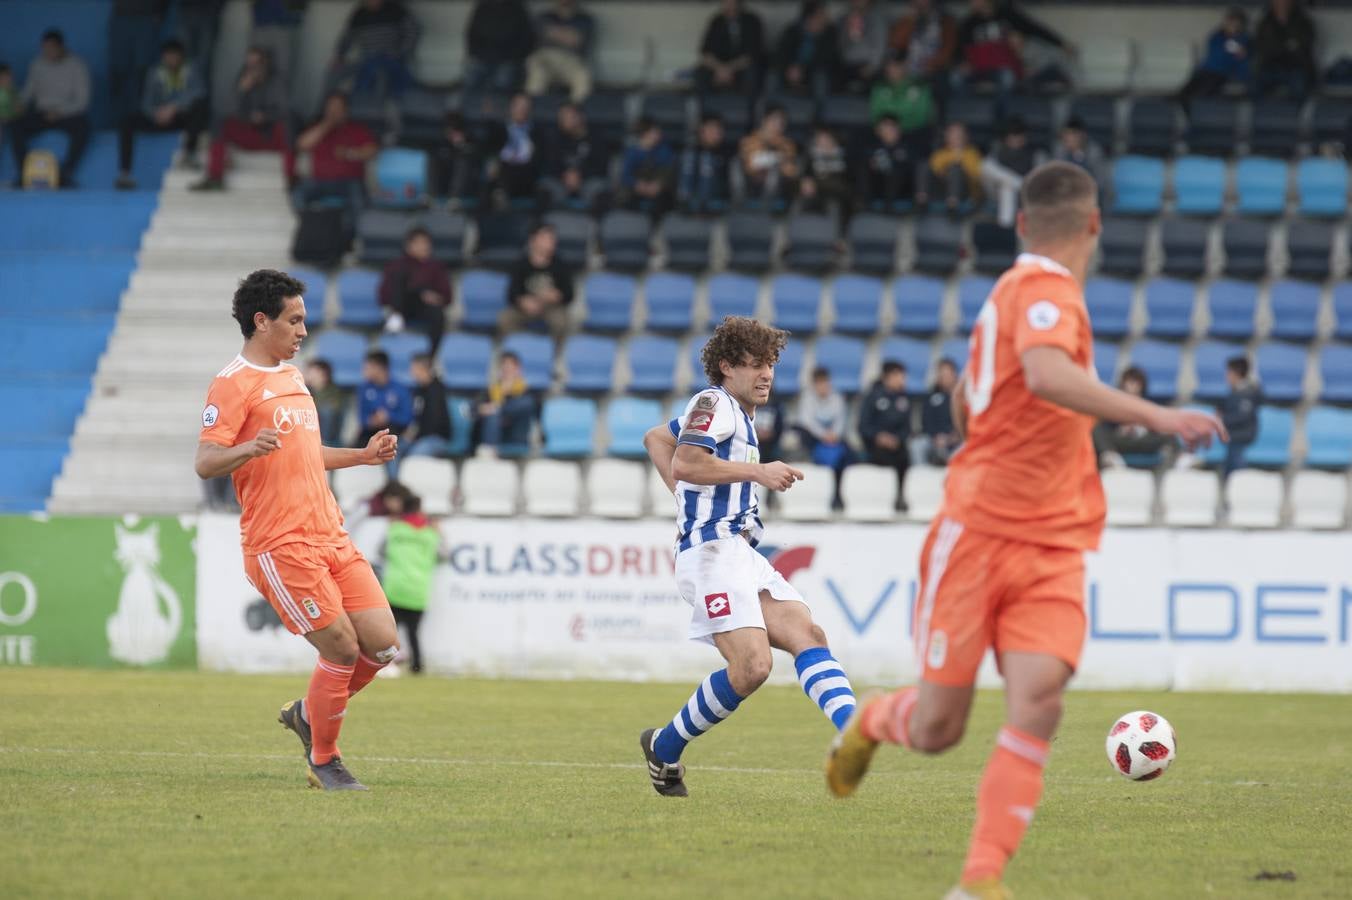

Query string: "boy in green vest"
[[378, 482, 441, 673]]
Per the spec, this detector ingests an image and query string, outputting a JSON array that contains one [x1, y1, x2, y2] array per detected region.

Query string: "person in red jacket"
[[291, 91, 377, 220], [379, 226, 453, 355]]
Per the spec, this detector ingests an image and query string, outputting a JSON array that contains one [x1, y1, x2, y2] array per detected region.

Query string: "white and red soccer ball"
[[1106, 710, 1177, 781]]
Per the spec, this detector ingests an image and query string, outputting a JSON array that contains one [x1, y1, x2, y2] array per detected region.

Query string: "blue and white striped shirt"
[[669, 386, 763, 552]]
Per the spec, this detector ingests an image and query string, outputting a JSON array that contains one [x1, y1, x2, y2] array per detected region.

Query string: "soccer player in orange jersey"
[[825, 163, 1227, 899], [195, 270, 399, 791]]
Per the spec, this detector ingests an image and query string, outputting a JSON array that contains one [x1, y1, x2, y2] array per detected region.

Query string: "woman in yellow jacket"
[[924, 121, 983, 212]]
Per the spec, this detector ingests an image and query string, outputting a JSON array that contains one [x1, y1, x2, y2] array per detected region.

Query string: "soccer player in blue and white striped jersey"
[[637, 316, 858, 796]]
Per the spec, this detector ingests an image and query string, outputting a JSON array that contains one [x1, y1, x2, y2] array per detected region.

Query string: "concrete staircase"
[[49, 153, 296, 515]]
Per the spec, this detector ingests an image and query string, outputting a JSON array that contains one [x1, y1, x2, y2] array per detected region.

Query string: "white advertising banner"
[[196, 514, 1352, 692]]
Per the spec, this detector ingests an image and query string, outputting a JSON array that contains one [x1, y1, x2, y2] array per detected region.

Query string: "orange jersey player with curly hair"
[[195, 269, 399, 792], [825, 164, 1228, 900]]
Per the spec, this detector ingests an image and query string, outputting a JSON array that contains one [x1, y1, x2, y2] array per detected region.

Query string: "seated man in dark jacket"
[[773, 0, 839, 99], [1092, 366, 1175, 469], [678, 113, 733, 214], [380, 226, 453, 354], [855, 114, 918, 212], [540, 101, 612, 211], [426, 111, 485, 208], [858, 360, 913, 510], [404, 353, 454, 458]]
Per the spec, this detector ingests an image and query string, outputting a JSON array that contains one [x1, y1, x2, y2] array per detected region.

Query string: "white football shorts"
[[674, 535, 806, 644]]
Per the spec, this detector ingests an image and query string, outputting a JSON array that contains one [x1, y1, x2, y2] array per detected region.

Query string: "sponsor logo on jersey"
[[1027, 300, 1061, 331], [704, 592, 731, 618], [272, 405, 319, 434], [696, 393, 717, 411], [687, 412, 713, 432], [202, 404, 219, 427]]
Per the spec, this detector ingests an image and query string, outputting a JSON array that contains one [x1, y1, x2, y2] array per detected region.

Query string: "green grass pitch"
[[2, 669, 1350, 899]]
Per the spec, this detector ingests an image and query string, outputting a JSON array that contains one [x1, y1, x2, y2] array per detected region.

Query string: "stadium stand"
[[1144, 278, 1196, 340], [1085, 277, 1134, 340], [1102, 468, 1155, 527], [1290, 470, 1349, 529], [1226, 470, 1284, 528], [831, 275, 883, 335], [587, 458, 647, 519]]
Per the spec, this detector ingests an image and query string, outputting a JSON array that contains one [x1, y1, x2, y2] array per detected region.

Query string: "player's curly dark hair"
[[232, 269, 307, 338], [701, 316, 789, 386]]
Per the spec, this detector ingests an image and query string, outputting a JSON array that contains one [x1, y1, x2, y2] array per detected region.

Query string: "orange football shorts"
[[243, 539, 388, 636]]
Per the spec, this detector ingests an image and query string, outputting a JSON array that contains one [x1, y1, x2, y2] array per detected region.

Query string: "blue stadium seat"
[[1206, 279, 1258, 340], [502, 332, 554, 390], [1303, 406, 1352, 469], [879, 337, 933, 386], [0, 380, 89, 439], [1268, 280, 1321, 341], [372, 147, 429, 207], [708, 273, 759, 323], [0, 442, 69, 512], [460, 269, 509, 332], [688, 335, 710, 389], [1126, 340, 1182, 401], [645, 272, 695, 332], [583, 271, 637, 332], [626, 335, 678, 394], [446, 397, 473, 456], [600, 210, 652, 271], [0, 193, 157, 251], [606, 397, 663, 457], [336, 269, 383, 328], [437, 333, 493, 392], [541, 396, 597, 457], [1094, 340, 1120, 385], [309, 329, 368, 388], [564, 334, 617, 393], [1319, 344, 1352, 404], [774, 339, 806, 397], [957, 276, 996, 333], [668, 396, 689, 423], [289, 266, 329, 325], [1296, 158, 1348, 218], [1173, 156, 1225, 217], [1333, 283, 1352, 342], [771, 274, 822, 333], [1143, 278, 1196, 340], [377, 331, 430, 384], [1245, 407, 1294, 468], [1256, 342, 1307, 404], [940, 337, 970, 373], [0, 319, 113, 378], [1192, 341, 1246, 402], [1234, 157, 1288, 217], [0, 252, 134, 316], [832, 275, 883, 334], [1085, 277, 1134, 339], [0, 131, 178, 189], [893, 275, 945, 335], [813, 336, 865, 393], [1110, 156, 1165, 215]]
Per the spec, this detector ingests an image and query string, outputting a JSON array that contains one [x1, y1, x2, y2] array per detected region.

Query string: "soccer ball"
[[1105, 710, 1176, 781]]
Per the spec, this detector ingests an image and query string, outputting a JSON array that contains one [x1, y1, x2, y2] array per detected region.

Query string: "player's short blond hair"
[[1019, 161, 1099, 244]]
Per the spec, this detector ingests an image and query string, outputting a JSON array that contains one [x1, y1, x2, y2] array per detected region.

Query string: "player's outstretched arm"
[[672, 444, 804, 492], [1022, 346, 1228, 449], [644, 424, 679, 493], [322, 428, 398, 470], [194, 429, 280, 479]]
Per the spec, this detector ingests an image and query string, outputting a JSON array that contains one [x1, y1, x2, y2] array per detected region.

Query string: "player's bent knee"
[[731, 654, 773, 695], [909, 713, 966, 754]]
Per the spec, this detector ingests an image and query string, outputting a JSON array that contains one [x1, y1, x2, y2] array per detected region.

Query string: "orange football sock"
[[347, 653, 386, 698], [307, 658, 355, 765], [961, 725, 1049, 884], [861, 686, 918, 749]]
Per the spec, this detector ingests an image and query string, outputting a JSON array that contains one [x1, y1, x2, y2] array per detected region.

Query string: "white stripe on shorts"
[[913, 518, 963, 667], [259, 552, 311, 633]]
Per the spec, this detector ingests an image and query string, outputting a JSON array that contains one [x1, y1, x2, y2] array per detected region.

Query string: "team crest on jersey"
[[1027, 300, 1061, 331], [302, 597, 321, 619], [201, 404, 219, 427], [704, 593, 731, 618]]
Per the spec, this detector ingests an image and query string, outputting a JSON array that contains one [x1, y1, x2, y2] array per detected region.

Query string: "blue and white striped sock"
[[795, 647, 856, 731], [651, 668, 743, 764]]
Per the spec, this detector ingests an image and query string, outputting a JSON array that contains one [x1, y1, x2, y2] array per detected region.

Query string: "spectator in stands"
[[7, 30, 91, 188], [837, 0, 889, 93], [291, 91, 377, 218], [738, 105, 799, 207], [306, 359, 349, 446], [855, 114, 919, 212], [773, 1, 840, 100], [1253, 0, 1316, 100], [327, 0, 420, 98], [501, 222, 575, 337], [1178, 7, 1251, 107], [1051, 116, 1106, 187], [487, 92, 542, 205], [859, 361, 912, 510], [618, 117, 676, 214], [404, 353, 454, 458], [1219, 356, 1261, 479], [464, 0, 535, 99], [475, 351, 536, 453], [192, 47, 292, 192], [250, 0, 307, 89], [887, 0, 958, 81], [427, 111, 484, 208], [116, 40, 209, 189], [795, 366, 852, 506], [525, 0, 595, 102], [380, 227, 453, 355], [756, 396, 787, 464], [678, 113, 734, 214], [954, 0, 1070, 93], [870, 51, 937, 156], [981, 116, 1043, 227], [541, 102, 611, 211], [914, 356, 961, 465], [377, 480, 437, 674], [1092, 367, 1174, 469], [0, 64, 18, 146], [799, 125, 851, 216], [695, 0, 766, 97], [357, 350, 413, 447], [109, 0, 164, 121], [177, 0, 225, 104], [922, 120, 982, 212]]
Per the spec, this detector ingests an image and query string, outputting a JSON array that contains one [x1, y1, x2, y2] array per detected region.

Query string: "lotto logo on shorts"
[[704, 593, 731, 618]]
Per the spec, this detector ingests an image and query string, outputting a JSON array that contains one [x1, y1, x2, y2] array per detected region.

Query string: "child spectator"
[[869, 52, 936, 152], [357, 350, 413, 447], [800, 125, 851, 216], [1179, 7, 1251, 106], [426, 111, 484, 208], [501, 223, 575, 337], [380, 227, 453, 354], [475, 351, 537, 453], [192, 46, 291, 191], [405, 353, 454, 458], [541, 102, 611, 211], [292, 91, 378, 220], [859, 361, 913, 510], [887, 0, 958, 80], [856, 114, 918, 212], [923, 121, 983, 211], [378, 481, 439, 674], [117, 40, 208, 190], [678, 113, 734, 214], [738, 105, 799, 207], [1092, 367, 1174, 469], [836, 0, 889, 93], [1219, 356, 1261, 479], [327, 0, 420, 98], [914, 356, 961, 465], [619, 117, 676, 214], [8, 30, 92, 187], [305, 358, 349, 446], [525, 0, 595, 102], [795, 366, 852, 505], [695, 0, 766, 96], [774, 0, 840, 100]]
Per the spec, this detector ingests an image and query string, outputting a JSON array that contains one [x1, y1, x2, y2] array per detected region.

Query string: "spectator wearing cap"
[[192, 46, 291, 192], [922, 120, 982, 211], [870, 51, 936, 158], [695, 0, 766, 97], [525, 0, 595, 102], [618, 117, 676, 214], [117, 39, 209, 190], [678, 113, 734, 214], [980, 116, 1044, 227], [464, 0, 535, 99], [541, 101, 612, 211], [773, 0, 840, 100], [1179, 7, 1251, 107], [426, 112, 485, 208], [327, 0, 420, 98], [837, 0, 889, 93], [887, 0, 958, 81], [291, 91, 377, 225], [380, 227, 453, 355], [856, 114, 919, 212], [738, 105, 799, 208], [501, 223, 575, 338], [1253, 0, 1315, 100], [859, 360, 913, 510], [7, 30, 91, 187]]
